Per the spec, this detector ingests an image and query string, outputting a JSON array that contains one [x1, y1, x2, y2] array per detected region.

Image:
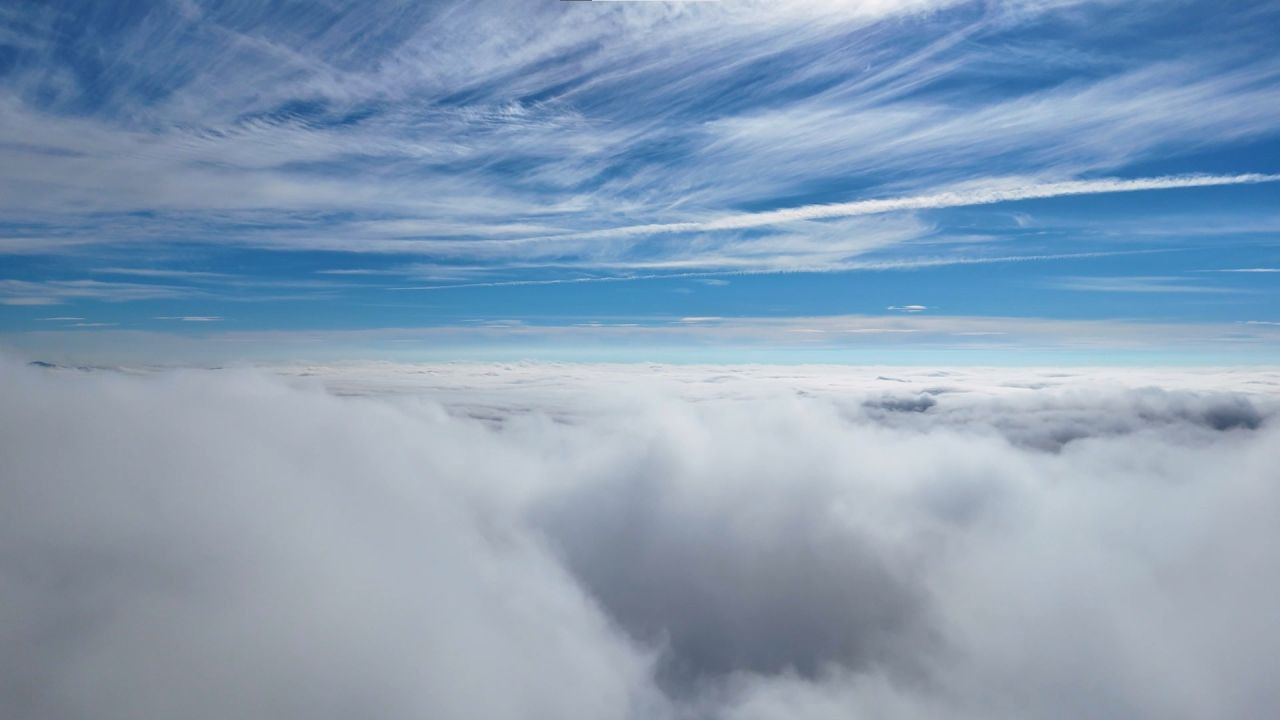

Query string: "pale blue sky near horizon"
[[1, 0, 1278, 364]]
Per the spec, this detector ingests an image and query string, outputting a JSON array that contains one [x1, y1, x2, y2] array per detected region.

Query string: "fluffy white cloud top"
[[2, 357, 1279, 719]]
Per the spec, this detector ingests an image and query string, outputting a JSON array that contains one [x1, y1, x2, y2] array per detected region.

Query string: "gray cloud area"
[[3, 358, 1280, 719]]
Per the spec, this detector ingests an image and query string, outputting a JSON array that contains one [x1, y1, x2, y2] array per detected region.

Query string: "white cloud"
[[3, 358, 1280, 719]]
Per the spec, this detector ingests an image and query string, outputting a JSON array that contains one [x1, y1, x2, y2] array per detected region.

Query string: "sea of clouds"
[[3, 357, 1279, 719]]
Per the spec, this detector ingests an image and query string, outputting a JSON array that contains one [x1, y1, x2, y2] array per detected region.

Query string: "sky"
[[1, 0, 1278, 363], [5, 5, 1280, 713]]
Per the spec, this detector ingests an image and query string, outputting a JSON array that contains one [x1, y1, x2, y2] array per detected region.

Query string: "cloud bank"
[[3, 359, 1279, 719]]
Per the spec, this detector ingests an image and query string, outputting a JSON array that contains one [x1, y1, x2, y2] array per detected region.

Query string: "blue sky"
[[0, 0, 1278, 364]]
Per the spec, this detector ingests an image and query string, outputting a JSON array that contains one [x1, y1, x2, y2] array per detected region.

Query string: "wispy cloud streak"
[[392, 249, 1169, 290]]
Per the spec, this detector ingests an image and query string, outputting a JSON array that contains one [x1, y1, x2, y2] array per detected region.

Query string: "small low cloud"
[[155, 316, 223, 322], [1046, 275, 1236, 293], [888, 305, 928, 312]]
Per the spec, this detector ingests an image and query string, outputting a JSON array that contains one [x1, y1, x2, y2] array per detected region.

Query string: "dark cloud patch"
[[534, 463, 933, 688], [862, 393, 938, 414], [1170, 392, 1263, 431]]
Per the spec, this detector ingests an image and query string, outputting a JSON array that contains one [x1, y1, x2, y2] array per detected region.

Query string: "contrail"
[[566, 173, 1280, 239], [451, 173, 1280, 250]]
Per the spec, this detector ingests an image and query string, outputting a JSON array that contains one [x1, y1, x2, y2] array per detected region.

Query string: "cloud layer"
[[3, 359, 1280, 719]]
